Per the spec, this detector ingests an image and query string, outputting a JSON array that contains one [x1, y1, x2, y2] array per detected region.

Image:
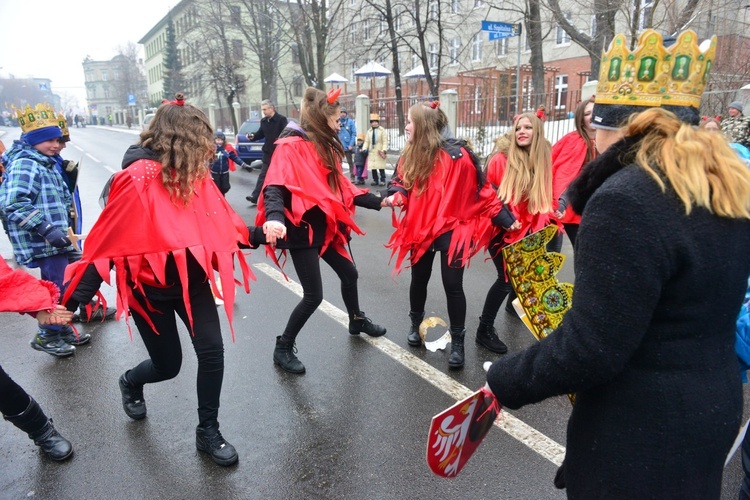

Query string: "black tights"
[[479, 249, 514, 325], [0, 365, 31, 417], [281, 245, 360, 343], [409, 250, 466, 329], [127, 281, 224, 427]]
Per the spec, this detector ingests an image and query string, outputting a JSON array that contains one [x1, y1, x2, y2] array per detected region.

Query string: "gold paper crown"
[[596, 29, 717, 109], [56, 113, 69, 137], [15, 104, 58, 134]]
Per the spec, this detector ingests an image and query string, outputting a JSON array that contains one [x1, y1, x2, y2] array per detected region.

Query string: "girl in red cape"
[[254, 87, 388, 375], [476, 112, 555, 353], [383, 102, 507, 369], [549, 98, 597, 251], [0, 257, 74, 461], [62, 93, 253, 467]]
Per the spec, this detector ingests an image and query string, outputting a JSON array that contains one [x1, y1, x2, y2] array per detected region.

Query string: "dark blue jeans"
[[34, 253, 69, 335]]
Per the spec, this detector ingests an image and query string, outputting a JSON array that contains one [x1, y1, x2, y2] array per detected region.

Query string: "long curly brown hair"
[[138, 93, 214, 204], [299, 87, 345, 192]]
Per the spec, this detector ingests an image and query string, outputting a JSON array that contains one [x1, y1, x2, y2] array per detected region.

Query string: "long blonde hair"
[[399, 103, 448, 193], [139, 93, 213, 205], [299, 87, 345, 192], [626, 107, 750, 218], [496, 113, 552, 214]]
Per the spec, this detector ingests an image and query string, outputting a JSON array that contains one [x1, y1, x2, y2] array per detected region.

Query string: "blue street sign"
[[481, 21, 521, 39], [128, 94, 136, 105]]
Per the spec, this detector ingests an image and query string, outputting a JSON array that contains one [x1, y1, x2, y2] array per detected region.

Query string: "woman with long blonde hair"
[[475, 112, 554, 354], [384, 102, 506, 368], [254, 87, 388, 375], [63, 93, 254, 467], [486, 53, 750, 496]]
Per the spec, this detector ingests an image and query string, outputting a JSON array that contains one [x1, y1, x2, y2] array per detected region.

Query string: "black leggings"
[[281, 245, 360, 343], [479, 247, 515, 325], [0, 365, 31, 417], [127, 281, 224, 427], [409, 250, 466, 329], [547, 223, 579, 253]]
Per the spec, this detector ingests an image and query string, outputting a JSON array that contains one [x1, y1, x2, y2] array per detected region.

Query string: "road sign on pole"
[[481, 21, 521, 39]]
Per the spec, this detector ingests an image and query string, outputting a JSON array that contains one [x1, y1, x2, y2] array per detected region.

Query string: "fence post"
[[440, 89, 458, 137], [355, 94, 370, 140], [208, 104, 216, 132]]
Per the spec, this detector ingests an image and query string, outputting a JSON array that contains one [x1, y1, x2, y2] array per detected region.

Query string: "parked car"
[[142, 113, 155, 130], [235, 119, 264, 163]]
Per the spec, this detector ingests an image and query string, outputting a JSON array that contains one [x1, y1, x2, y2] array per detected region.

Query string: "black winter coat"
[[487, 137, 750, 498]]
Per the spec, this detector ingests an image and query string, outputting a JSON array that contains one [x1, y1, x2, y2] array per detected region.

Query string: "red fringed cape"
[[387, 149, 502, 273], [551, 131, 595, 225], [62, 159, 254, 340], [0, 257, 59, 314], [486, 152, 555, 246], [255, 136, 367, 262]]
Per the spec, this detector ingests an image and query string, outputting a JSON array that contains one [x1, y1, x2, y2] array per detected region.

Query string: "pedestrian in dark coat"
[[486, 30, 750, 498], [245, 99, 288, 204]]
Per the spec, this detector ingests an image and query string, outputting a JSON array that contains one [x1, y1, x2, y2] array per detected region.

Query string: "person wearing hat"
[[363, 112, 388, 186], [352, 132, 368, 185], [0, 104, 76, 358], [486, 30, 750, 497], [210, 131, 251, 196], [721, 100, 750, 147], [338, 109, 357, 180]]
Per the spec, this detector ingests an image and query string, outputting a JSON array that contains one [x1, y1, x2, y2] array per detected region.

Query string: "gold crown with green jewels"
[[15, 103, 58, 134], [596, 29, 717, 109]]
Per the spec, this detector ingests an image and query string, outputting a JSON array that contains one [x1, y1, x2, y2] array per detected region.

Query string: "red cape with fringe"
[[387, 148, 502, 273], [254, 136, 368, 262], [551, 131, 595, 225], [0, 257, 59, 314], [62, 159, 253, 339], [486, 153, 555, 246]]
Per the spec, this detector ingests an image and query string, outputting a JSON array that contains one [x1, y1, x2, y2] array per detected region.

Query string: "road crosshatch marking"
[[253, 262, 566, 466]]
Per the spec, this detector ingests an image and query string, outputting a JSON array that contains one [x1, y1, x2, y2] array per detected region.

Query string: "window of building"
[[395, 8, 402, 31], [350, 22, 357, 44], [351, 61, 358, 82], [292, 44, 300, 64], [496, 37, 508, 56], [293, 77, 303, 96], [555, 75, 568, 110], [633, 0, 654, 30], [104, 87, 110, 98], [429, 43, 439, 69], [232, 40, 243, 60], [380, 14, 387, 34], [451, 0, 461, 13], [113, 70, 120, 80], [449, 37, 460, 65], [556, 12, 571, 45], [101, 71, 107, 81], [230, 6, 240, 24], [473, 0, 483, 8], [364, 19, 370, 40], [472, 33, 482, 62], [524, 31, 530, 51], [429, 0, 439, 20]]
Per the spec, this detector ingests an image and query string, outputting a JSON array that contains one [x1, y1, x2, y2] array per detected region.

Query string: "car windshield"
[[239, 121, 261, 136]]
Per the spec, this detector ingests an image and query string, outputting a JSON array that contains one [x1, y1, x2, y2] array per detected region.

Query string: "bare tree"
[[111, 43, 148, 122]]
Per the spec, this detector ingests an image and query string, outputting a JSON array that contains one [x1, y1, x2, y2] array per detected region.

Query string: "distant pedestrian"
[[363, 113, 388, 186], [722, 101, 750, 148], [245, 99, 288, 205], [210, 131, 250, 196], [63, 93, 254, 467], [338, 109, 357, 180], [352, 133, 367, 185]]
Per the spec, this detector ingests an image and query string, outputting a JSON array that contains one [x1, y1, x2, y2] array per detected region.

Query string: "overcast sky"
[[0, 0, 175, 111]]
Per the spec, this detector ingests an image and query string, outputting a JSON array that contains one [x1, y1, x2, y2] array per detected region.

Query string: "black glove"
[[37, 222, 71, 248], [241, 162, 252, 171], [62, 160, 78, 172]]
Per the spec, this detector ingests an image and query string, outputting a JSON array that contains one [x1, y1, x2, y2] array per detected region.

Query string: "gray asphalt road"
[[0, 125, 746, 499]]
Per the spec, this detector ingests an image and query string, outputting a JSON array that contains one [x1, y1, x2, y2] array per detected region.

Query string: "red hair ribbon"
[[429, 101, 440, 109], [327, 87, 341, 105], [162, 93, 185, 106]]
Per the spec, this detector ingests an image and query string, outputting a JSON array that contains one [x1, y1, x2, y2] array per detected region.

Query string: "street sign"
[[481, 21, 521, 40], [127, 94, 136, 106]]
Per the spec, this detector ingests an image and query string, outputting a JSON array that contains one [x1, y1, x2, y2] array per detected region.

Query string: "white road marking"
[[86, 153, 100, 163], [72, 145, 84, 152], [103, 165, 116, 174], [253, 262, 566, 466]]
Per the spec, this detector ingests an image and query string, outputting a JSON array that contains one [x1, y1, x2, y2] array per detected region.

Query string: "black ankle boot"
[[273, 336, 306, 374], [4, 397, 73, 461], [448, 327, 466, 369], [196, 422, 238, 466], [475, 320, 508, 354], [407, 311, 424, 347], [348, 311, 387, 337], [119, 371, 147, 420]]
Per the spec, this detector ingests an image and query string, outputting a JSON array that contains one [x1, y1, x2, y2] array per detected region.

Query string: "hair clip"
[[165, 93, 185, 106], [429, 101, 440, 109], [327, 88, 342, 105]]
